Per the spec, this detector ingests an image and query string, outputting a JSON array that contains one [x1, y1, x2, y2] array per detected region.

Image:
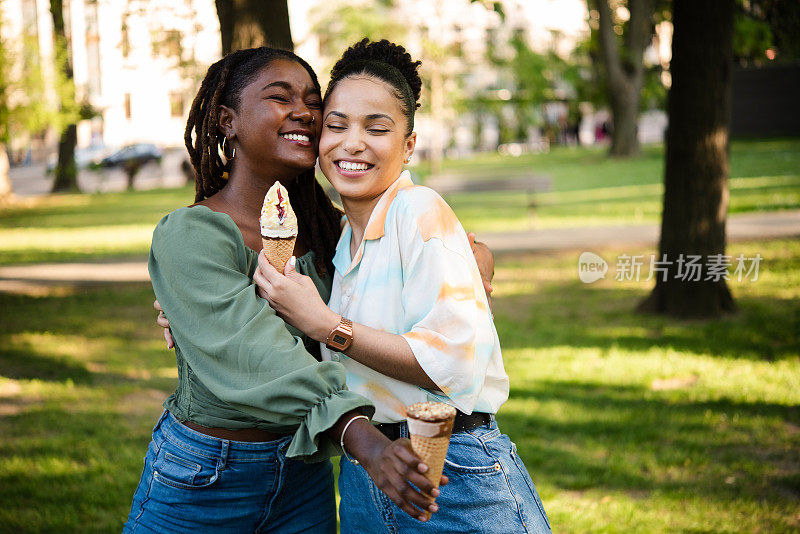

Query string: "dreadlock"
[[184, 47, 343, 276]]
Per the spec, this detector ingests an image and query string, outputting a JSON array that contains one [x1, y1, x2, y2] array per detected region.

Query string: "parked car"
[[46, 144, 112, 173], [100, 143, 163, 169]]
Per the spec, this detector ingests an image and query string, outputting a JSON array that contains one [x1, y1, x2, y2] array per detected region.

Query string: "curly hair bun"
[[331, 38, 422, 110]]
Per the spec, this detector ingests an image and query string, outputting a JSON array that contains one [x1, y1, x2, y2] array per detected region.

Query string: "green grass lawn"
[[0, 186, 193, 265], [1, 238, 798, 532], [441, 138, 800, 232], [1, 138, 798, 264], [493, 239, 800, 532]]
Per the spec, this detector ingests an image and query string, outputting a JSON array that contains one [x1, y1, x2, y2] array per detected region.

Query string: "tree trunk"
[[594, 0, 655, 157], [0, 144, 11, 199], [216, 0, 293, 55], [638, 0, 736, 318], [216, 0, 236, 55], [125, 160, 142, 191], [50, 0, 79, 193], [51, 124, 78, 192], [607, 82, 640, 157]]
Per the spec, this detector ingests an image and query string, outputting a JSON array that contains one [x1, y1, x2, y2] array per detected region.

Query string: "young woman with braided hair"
[[184, 49, 341, 276], [255, 39, 552, 533], [124, 47, 452, 533]]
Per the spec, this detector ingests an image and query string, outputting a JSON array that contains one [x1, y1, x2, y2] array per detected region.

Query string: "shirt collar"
[[363, 170, 414, 241], [332, 223, 352, 276], [333, 170, 414, 277]]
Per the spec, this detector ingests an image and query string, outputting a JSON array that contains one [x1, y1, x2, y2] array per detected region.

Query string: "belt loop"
[[219, 439, 230, 468]]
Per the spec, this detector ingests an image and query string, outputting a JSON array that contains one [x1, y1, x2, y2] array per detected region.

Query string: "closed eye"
[[326, 124, 346, 131]]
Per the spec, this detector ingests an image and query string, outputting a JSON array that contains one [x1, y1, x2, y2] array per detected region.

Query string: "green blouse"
[[148, 205, 374, 462]]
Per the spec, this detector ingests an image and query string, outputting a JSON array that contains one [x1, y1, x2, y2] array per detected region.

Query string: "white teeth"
[[338, 161, 369, 171], [281, 133, 310, 142]]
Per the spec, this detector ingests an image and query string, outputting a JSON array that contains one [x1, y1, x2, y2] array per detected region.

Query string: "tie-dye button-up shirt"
[[320, 171, 510, 423]]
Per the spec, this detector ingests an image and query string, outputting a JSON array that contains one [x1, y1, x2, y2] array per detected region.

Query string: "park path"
[[0, 210, 797, 292]]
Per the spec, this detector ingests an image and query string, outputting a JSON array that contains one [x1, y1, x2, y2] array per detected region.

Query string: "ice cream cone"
[[405, 402, 457, 519], [259, 182, 298, 272], [262, 236, 296, 272]]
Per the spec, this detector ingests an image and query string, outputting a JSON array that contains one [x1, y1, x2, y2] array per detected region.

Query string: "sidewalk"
[[480, 210, 800, 254], [0, 210, 798, 291]]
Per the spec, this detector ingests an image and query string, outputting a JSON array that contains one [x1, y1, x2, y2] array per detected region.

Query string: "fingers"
[[383, 470, 437, 521], [391, 445, 440, 498], [163, 328, 174, 349], [283, 255, 296, 275], [252, 268, 273, 302], [392, 439, 427, 471], [258, 250, 282, 282], [483, 278, 494, 295], [156, 311, 170, 328], [382, 484, 430, 522], [368, 439, 444, 522], [388, 440, 441, 506], [155, 301, 173, 349]]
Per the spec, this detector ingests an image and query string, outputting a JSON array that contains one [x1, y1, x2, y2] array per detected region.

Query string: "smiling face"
[[220, 58, 323, 177], [319, 76, 415, 210]]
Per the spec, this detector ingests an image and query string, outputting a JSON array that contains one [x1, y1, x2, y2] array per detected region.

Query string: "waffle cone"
[[262, 236, 296, 272], [407, 415, 455, 519]]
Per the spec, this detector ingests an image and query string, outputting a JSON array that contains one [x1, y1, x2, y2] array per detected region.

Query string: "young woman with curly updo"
[[256, 39, 551, 534], [123, 47, 452, 533]]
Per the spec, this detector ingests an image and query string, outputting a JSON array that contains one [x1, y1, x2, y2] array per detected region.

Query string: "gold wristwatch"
[[325, 316, 353, 352]]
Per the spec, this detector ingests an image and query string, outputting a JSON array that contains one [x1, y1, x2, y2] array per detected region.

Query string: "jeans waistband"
[[374, 412, 494, 441], [158, 411, 292, 462]]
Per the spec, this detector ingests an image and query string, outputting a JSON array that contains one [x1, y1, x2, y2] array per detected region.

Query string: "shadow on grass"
[[0, 284, 158, 340], [0, 283, 170, 531], [0, 284, 174, 390], [0, 348, 94, 384], [0, 405, 161, 532], [498, 380, 800, 501], [494, 281, 800, 361]]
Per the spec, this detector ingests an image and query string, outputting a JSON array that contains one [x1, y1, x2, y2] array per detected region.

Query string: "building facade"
[[2, 0, 221, 155]]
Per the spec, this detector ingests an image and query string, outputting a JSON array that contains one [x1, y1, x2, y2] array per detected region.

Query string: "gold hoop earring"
[[221, 137, 235, 160], [404, 153, 412, 164]]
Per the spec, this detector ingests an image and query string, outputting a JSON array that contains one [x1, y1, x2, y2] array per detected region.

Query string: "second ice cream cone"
[[406, 402, 457, 519]]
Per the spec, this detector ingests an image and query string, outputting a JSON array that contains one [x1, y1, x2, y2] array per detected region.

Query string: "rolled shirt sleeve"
[[149, 207, 373, 462], [396, 189, 496, 414]]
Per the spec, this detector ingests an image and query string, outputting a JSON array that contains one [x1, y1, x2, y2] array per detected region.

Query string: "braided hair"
[[325, 39, 422, 136], [185, 47, 343, 275]]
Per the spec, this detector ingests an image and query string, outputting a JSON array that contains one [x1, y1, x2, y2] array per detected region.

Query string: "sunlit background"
[[1, 1, 799, 532]]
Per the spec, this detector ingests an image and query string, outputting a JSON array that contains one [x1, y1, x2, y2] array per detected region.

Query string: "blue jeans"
[[123, 411, 336, 533], [338, 417, 551, 533]]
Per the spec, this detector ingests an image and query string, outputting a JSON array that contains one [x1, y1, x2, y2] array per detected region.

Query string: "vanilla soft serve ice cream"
[[260, 182, 298, 239]]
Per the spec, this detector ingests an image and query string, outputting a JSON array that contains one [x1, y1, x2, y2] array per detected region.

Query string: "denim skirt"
[[123, 411, 336, 533], [338, 417, 551, 534]]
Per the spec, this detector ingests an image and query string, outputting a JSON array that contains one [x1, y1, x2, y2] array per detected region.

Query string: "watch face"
[[333, 334, 347, 345]]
